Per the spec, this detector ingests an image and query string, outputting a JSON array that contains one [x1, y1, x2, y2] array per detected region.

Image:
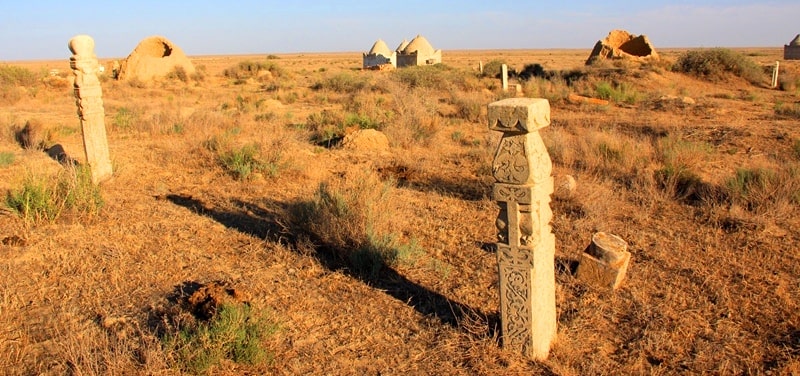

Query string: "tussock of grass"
[[290, 171, 415, 279], [5, 165, 103, 225], [594, 81, 639, 104], [724, 166, 800, 214], [216, 142, 284, 180], [0, 151, 13, 167], [162, 303, 278, 374], [674, 48, 764, 85], [223, 60, 284, 80], [775, 101, 800, 119], [311, 72, 369, 93]]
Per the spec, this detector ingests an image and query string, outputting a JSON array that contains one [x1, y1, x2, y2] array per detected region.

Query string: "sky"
[[2, 0, 798, 60]]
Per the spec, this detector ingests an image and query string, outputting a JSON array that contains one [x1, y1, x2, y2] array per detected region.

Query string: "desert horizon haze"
[[2, 0, 799, 60]]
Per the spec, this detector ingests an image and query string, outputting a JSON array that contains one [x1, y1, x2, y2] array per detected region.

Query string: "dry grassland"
[[0, 48, 799, 375]]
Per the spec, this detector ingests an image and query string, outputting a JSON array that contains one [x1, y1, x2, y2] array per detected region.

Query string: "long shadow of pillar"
[[166, 194, 498, 331]]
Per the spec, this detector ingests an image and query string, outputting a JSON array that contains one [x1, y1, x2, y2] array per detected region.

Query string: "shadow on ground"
[[165, 193, 499, 334]]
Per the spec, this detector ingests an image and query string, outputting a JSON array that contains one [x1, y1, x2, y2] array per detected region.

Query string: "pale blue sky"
[[2, 1, 798, 60]]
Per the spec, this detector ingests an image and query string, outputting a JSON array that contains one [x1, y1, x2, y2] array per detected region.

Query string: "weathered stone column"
[[501, 64, 509, 91], [488, 97, 556, 360], [69, 35, 112, 184]]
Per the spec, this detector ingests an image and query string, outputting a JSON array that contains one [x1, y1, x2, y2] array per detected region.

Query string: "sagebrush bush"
[[5, 165, 103, 225], [0, 151, 13, 167], [723, 166, 800, 214], [311, 73, 369, 93], [290, 171, 411, 278], [674, 48, 764, 85], [162, 303, 278, 374], [594, 81, 639, 104], [481, 59, 508, 78], [223, 60, 284, 80], [216, 142, 284, 180]]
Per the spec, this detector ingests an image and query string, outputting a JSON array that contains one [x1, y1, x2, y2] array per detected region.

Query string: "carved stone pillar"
[[488, 98, 556, 360], [69, 35, 112, 184]]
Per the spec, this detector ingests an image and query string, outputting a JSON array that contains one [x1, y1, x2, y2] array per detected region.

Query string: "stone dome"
[[402, 35, 434, 56], [396, 39, 409, 53], [368, 39, 391, 56]]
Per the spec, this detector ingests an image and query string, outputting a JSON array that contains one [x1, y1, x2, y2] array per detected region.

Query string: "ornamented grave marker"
[[69, 35, 112, 184], [488, 97, 556, 360]]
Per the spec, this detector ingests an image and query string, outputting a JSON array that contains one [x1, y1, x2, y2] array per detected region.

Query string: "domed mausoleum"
[[785, 34, 800, 60], [363, 39, 396, 69], [396, 35, 441, 67]]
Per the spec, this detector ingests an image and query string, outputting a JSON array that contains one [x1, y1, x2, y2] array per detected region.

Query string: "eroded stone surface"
[[69, 34, 112, 184], [576, 232, 631, 290], [489, 97, 556, 360]]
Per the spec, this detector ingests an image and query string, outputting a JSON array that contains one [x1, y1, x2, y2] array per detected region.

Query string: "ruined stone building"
[[785, 34, 800, 60], [363, 39, 396, 69], [116, 35, 195, 81], [396, 35, 441, 67]]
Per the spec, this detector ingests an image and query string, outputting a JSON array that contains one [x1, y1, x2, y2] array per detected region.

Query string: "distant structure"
[[363, 39, 396, 69], [785, 34, 800, 60], [116, 35, 195, 82], [586, 29, 658, 65], [397, 35, 442, 67]]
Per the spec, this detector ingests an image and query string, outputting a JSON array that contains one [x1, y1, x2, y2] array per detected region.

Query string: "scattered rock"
[[340, 129, 390, 152], [554, 174, 577, 199], [187, 281, 249, 320]]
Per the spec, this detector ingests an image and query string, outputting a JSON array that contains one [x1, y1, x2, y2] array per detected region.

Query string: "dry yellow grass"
[[0, 48, 799, 375]]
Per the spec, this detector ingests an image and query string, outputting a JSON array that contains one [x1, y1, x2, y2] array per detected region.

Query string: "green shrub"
[[291, 171, 414, 279], [394, 64, 465, 90], [5, 166, 103, 225], [721, 167, 800, 213], [775, 102, 800, 119], [113, 107, 138, 130], [0, 152, 13, 167], [0, 65, 38, 86], [673, 48, 764, 85], [163, 303, 278, 374], [311, 73, 369, 93], [343, 112, 381, 130], [595, 81, 640, 104], [218, 143, 283, 180], [481, 59, 508, 78], [223, 60, 284, 80], [167, 66, 189, 83]]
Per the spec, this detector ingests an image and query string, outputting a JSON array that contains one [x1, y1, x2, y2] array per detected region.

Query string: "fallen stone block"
[[576, 232, 631, 290]]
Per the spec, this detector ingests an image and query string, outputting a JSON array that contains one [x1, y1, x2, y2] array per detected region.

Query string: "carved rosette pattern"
[[69, 35, 112, 184], [489, 98, 556, 360]]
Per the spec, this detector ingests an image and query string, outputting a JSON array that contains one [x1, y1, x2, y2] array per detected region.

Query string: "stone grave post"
[[501, 64, 509, 91], [488, 98, 556, 360], [69, 34, 112, 184], [772, 61, 780, 89]]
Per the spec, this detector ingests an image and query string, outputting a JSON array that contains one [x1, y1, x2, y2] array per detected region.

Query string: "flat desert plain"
[[0, 48, 798, 375]]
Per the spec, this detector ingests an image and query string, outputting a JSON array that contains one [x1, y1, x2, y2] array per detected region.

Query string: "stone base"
[[576, 232, 631, 290]]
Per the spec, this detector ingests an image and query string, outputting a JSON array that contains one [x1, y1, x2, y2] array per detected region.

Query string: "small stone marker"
[[576, 232, 631, 290], [488, 97, 556, 360], [69, 35, 112, 184], [479, 60, 483, 75], [772, 61, 780, 89], [501, 64, 509, 91]]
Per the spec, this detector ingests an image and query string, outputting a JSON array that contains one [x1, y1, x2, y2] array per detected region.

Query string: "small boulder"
[[340, 129, 390, 152]]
